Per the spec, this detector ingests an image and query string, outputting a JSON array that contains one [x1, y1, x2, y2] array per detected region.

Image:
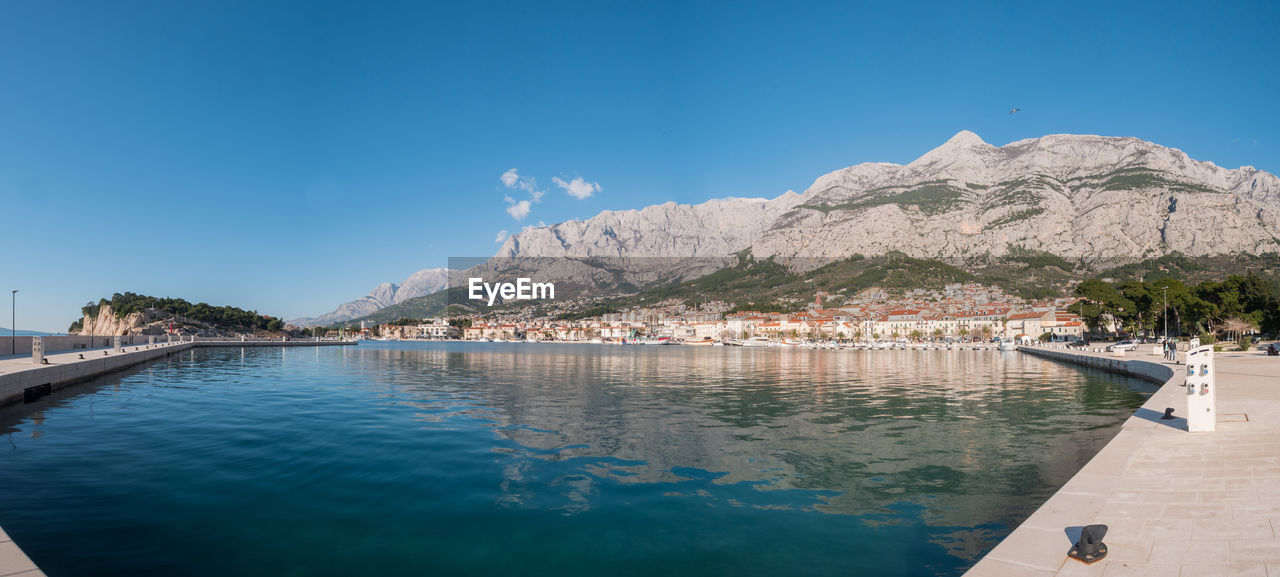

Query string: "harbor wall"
[[0, 340, 354, 407], [2, 335, 351, 355], [964, 346, 1181, 575], [2, 334, 165, 356], [0, 342, 196, 407], [1016, 345, 1175, 385]]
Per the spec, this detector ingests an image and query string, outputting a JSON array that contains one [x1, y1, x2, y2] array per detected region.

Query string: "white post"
[[1185, 345, 1216, 432], [113, 335, 122, 351], [31, 336, 43, 365]]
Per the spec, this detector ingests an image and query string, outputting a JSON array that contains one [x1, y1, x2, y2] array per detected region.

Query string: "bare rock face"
[[78, 305, 146, 336], [77, 304, 243, 337], [291, 267, 449, 326], [303, 132, 1279, 322], [499, 131, 1280, 267], [494, 193, 806, 259], [394, 268, 449, 304]]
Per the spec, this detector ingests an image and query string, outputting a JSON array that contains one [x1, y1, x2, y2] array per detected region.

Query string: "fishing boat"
[[627, 336, 675, 345], [741, 336, 773, 348], [683, 337, 715, 346]]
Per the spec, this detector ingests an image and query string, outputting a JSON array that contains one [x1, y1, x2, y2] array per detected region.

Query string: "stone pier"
[[966, 344, 1280, 576]]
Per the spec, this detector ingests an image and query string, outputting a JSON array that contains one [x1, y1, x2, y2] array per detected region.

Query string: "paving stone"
[[0, 542, 38, 576], [1150, 541, 1231, 564], [1176, 564, 1267, 576], [1228, 539, 1280, 564]]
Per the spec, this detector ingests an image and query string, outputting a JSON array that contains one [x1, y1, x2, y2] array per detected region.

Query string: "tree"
[[909, 329, 922, 341], [1073, 278, 1135, 337], [932, 328, 943, 340], [1119, 280, 1158, 336], [1217, 316, 1257, 341]]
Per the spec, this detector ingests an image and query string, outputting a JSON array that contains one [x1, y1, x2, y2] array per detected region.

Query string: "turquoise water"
[[0, 343, 1154, 576]]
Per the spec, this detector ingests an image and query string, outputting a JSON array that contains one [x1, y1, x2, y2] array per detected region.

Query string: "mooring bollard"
[[1068, 524, 1109, 564]]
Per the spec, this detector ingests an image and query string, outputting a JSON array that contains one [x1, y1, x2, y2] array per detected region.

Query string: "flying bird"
[[1008, 108, 1022, 115]]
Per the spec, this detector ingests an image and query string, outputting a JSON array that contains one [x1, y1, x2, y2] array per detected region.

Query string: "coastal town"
[[359, 282, 1088, 344]]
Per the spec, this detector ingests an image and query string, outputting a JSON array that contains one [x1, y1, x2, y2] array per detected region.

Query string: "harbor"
[[0, 336, 1276, 576], [0, 339, 1149, 576]]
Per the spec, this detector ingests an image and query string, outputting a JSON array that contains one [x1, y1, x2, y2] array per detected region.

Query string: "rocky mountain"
[[497, 131, 1280, 267], [291, 267, 448, 326]]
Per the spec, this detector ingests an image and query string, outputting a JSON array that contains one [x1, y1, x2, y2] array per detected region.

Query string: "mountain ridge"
[[290, 267, 448, 327], [327, 131, 1279, 326], [498, 131, 1279, 265]]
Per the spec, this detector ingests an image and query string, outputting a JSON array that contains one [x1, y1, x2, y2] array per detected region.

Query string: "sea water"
[[0, 343, 1154, 576]]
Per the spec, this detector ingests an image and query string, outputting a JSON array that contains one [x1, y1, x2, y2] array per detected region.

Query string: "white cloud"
[[500, 169, 519, 188], [494, 230, 509, 243], [501, 168, 547, 202], [505, 199, 531, 221], [553, 176, 600, 200]]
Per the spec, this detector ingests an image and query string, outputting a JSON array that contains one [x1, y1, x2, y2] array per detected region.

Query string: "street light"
[[10, 289, 17, 355], [1162, 286, 1168, 343]]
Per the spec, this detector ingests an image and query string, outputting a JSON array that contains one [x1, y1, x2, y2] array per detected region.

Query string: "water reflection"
[[352, 345, 1147, 532], [0, 343, 1151, 576]]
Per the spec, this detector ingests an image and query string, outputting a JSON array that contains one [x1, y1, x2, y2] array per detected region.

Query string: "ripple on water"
[[0, 343, 1152, 577]]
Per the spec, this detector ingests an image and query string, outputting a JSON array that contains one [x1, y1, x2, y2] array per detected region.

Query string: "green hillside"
[[341, 251, 1280, 328], [69, 292, 286, 333]]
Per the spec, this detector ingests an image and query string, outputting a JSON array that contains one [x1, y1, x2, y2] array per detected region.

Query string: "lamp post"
[[10, 290, 16, 355], [1162, 286, 1168, 343]]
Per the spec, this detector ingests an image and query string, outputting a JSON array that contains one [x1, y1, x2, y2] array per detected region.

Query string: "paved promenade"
[[967, 344, 1280, 577]]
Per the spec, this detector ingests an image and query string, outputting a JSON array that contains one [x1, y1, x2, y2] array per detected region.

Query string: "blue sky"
[[1, 0, 1276, 331]]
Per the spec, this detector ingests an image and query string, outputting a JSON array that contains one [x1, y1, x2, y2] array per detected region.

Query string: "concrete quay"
[[0, 341, 196, 407], [967, 343, 1280, 577], [0, 339, 356, 407]]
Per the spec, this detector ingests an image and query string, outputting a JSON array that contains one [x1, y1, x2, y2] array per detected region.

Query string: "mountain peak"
[[910, 130, 996, 170], [945, 130, 987, 147]]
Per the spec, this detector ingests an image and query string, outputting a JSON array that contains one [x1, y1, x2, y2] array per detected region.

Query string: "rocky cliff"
[[497, 131, 1280, 267], [76, 304, 245, 337], [78, 305, 149, 336]]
